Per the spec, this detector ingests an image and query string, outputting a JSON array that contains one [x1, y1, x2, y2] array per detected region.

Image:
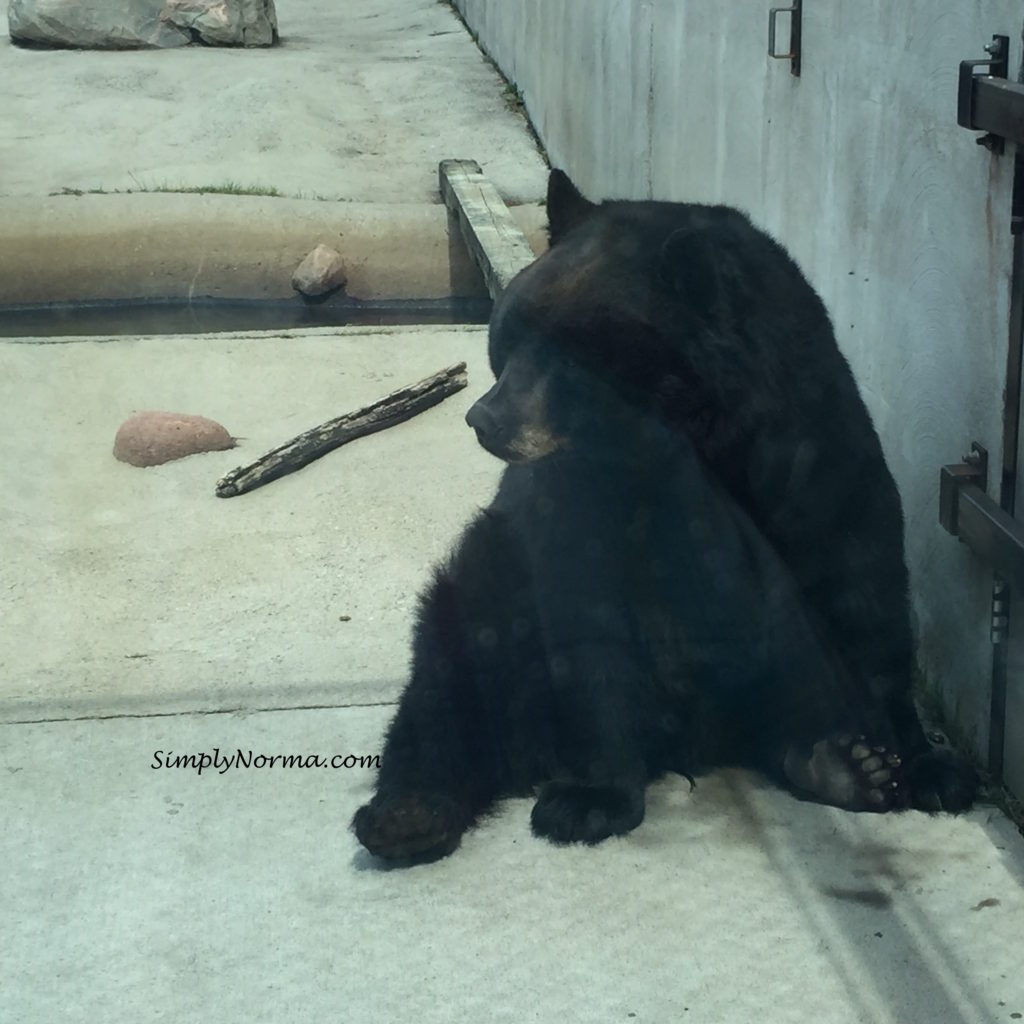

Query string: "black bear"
[[352, 170, 974, 865]]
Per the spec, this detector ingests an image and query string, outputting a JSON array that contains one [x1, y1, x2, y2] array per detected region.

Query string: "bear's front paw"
[[530, 780, 645, 845], [352, 793, 470, 864]]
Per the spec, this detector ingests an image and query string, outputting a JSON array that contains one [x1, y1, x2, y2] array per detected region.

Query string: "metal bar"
[[940, 463, 979, 536], [789, 0, 802, 78], [945, 480, 1024, 596], [991, 151, 1024, 781], [957, 35, 1016, 152], [968, 77, 1024, 148], [990, 580, 1009, 777]]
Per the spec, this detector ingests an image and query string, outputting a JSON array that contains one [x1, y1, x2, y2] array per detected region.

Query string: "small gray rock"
[[291, 244, 348, 298], [114, 411, 235, 467]]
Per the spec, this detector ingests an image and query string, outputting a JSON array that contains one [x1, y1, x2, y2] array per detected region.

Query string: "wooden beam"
[[439, 159, 537, 300]]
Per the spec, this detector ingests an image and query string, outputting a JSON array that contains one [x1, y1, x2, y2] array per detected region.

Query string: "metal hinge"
[[939, 444, 1016, 644]]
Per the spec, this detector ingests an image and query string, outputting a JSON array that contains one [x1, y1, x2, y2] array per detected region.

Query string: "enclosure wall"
[[454, 0, 1024, 763]]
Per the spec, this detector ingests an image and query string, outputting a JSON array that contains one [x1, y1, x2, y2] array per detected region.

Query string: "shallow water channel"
[[0, 296, 492, 338]]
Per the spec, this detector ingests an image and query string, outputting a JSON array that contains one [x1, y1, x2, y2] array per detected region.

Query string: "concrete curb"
[[0, 194, 548, 305]]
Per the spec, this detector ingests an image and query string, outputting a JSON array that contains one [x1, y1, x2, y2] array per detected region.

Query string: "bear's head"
[[468, 170, 833, 466], [464, 330, 666, 465]]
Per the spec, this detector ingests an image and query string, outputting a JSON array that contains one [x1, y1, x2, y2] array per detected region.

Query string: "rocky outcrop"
[[163, 1, 277, 47], [8, 0, 189, 48], [8, 0, 278, 49]]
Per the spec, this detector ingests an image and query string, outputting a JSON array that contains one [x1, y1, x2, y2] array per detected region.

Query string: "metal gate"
[[939, 32, 1024, 799]]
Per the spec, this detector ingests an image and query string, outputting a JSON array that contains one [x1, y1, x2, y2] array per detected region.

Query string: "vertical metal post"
[[992, 145, 1024, 780]]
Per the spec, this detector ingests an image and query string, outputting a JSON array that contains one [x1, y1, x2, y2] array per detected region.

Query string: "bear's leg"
[[772, 596, 975, 813], [756, 641, 907, 813], [794, 495, 976, 812], [529, 643, 650, 844], [353, 515, 552, 864], [723, 659, 908, 813], [731, 533, 909, 812], [352, 573, 493, 863]]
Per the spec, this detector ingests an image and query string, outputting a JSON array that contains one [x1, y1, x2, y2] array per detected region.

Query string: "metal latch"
[[768, 0, 801, 77], [957, 34, 1024, 154]]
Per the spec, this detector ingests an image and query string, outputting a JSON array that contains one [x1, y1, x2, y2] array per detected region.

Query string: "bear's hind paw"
[[782, 734, 904, 812]]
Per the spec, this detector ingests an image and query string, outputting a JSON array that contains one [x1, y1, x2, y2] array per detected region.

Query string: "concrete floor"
[[2, 2, 1023, 1022], [0, 0, 544, 203], [0, 327, 499, 720]]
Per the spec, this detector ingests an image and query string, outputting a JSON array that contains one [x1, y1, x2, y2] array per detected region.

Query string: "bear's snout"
[[465, 399, 501, 446]]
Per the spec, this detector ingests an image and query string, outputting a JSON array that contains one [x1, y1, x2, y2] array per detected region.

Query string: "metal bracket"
[[957, 34, 1024, 154], [940, 442, 1024, 598], [768, 0, 802, 77], [939, 442, 988, 536]]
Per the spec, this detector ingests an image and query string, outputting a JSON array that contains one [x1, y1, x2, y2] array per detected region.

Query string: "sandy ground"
[[2, 2, 1023, 1022]]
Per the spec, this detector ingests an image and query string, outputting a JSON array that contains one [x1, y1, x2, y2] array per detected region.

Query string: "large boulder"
[[8, 0, 189, 47], [163, 0, 277, 46], [8, 0, 278, 49]]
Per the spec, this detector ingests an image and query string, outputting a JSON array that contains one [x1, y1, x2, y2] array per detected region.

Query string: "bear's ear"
[[546, 169, 597, 244], [658, 226, 744, 323]]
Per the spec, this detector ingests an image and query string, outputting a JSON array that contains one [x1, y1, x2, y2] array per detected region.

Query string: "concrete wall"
[[455, 0, 1024, 763]]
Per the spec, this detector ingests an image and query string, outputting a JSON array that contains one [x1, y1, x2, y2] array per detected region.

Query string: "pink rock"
[[114, 411, 235, 467]]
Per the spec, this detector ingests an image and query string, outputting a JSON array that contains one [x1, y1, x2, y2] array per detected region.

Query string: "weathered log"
[[215, 362, 468, 498]]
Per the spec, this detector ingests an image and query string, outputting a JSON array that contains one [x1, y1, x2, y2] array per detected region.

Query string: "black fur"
[[352, 171, 975, 865], [518, 171, 975, 812]]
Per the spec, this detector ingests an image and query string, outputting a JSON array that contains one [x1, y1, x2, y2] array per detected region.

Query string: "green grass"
[[52, 181, 283, 198], [153, 182, 282, 197], [502, 81, 526, 115]]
